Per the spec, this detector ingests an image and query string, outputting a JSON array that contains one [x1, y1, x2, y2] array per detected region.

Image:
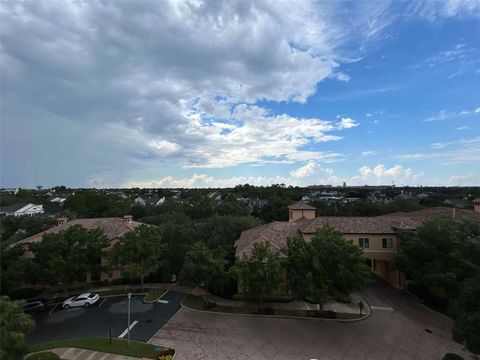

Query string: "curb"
[[180, 295, 372, 323], [143, 289, 169, 304], [401, 289, 452, 320]]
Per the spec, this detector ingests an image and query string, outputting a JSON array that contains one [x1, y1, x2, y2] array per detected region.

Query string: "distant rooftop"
[[288, 202, 316, 210]]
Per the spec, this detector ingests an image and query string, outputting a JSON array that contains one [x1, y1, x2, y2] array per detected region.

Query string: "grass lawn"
[[183, 294, 362, 320], [29, 337, 163, 359], [144, 288, 167, 302]]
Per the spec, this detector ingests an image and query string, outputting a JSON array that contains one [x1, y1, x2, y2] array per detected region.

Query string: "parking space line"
[[48, 303, 59, 315], [98, 298, 106, 308], [118, 320, 138, 338]]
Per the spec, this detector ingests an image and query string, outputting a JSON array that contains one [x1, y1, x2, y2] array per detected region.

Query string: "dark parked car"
[[21, 298, 47, 314]]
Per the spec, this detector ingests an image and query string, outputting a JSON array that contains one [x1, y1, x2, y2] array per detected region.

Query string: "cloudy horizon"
[[1, 0, 479, 188]]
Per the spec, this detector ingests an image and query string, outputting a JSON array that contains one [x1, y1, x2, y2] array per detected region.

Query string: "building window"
[[359, 237, 369, 248], [382, 238, 393, 249]]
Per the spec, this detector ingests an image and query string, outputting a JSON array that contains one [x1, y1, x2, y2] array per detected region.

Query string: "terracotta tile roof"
[[235, 206, 480, 257], [235, 221, 301, 256], [299, 217, 399, 234], [288, 202, 316, 210], [15, 217, 144, 247], [385, 207, 480, 224]]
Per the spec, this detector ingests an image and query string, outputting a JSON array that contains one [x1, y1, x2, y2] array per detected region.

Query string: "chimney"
[[452, 208, 456, 220], [57, 217, 68, 225], [123, 215, 133, 224]]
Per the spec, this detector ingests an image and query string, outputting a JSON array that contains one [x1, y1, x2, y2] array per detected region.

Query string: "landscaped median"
[[29, 337, 175, 360], [143, 288, 167, 303], [182, 294, 365, 320]]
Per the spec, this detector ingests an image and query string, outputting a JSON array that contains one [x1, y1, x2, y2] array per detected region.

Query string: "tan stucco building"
[[235, 202, 480, 288], [15, 216, 144, 282]]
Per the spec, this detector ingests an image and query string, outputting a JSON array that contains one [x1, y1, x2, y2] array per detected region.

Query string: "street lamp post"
[[127, 292, 131, 347]]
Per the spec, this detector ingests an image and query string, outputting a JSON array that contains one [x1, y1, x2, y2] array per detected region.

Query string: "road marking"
[[157, 299, 169, 304], [98, 298, 106, 308], [48, 304, 59, 315], [371, 306, 394, 311], [118, 320, 138, 338]]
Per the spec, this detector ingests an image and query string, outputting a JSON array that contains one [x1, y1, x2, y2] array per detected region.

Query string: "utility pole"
[[127, 292, 131, 347]]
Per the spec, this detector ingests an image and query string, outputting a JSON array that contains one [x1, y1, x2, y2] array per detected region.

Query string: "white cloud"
[[409, 0, 480, 21], [336, 117, 359, 130], [1, 0, 395, 187], [361, 150, 377, 156], [448, 173, 480, 186], [290, 161, 317, 178], [351, 164, 423, 186], [331, 72, 351, 82], [456, 126, 470, 130], [425, 106, 480, 122], [396, 136, 480, 165], [123, 159, 478, 188], [411, 42, 480, 79], [123, 173, 290, 189]]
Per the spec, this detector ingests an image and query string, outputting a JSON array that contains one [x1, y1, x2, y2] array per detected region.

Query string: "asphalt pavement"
[[27, 290, 185, 344]]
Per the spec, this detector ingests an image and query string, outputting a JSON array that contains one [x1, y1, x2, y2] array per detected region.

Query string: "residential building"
[[0, 203, 44, 217], [235, 202, 480, 289], [208, 191, 223, 202], [134, 196, 165, 206], [15, 216, 145, 282]]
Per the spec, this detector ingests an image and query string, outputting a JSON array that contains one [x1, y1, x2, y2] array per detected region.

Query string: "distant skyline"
[[1, 0, 479, 188]]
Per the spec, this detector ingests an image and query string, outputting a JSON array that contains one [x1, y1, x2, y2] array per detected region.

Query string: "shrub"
[[157, 347, 175, 360], [10, 287, 43, 300], [28, 352, 61, 360]]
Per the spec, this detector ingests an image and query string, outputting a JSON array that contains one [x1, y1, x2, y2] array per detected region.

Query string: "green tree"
[[309, 225, 371, 301], [29, 225, 108, 293], [1, 215, 56, 249], [232, 242, 283, 302], [184, 242, 226, 292], [254, 196, 290, 222], [283, 235, 313, 300], [216, 199, 251, 217], [284, 226, 371, 305], [109, 225, 164, 289], [63, 190, 132, 218], [0, 246, 28, 296], [451, 275, 480, 354], [395, 218, 480, 298], [0, 296, 35, 360]]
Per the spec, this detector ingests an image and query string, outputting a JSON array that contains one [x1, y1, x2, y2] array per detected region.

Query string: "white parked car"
[[63, 292, 99, 309]]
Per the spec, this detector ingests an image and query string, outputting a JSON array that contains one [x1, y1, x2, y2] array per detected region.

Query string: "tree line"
[[395, 217, 480, 354]]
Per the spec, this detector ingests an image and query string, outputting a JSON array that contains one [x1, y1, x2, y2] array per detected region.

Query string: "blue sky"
[[1, 0, 479, 188]]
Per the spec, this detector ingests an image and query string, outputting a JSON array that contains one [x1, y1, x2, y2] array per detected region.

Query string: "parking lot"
[[149, 283, 469, 360], [27, 291, 185, 344]]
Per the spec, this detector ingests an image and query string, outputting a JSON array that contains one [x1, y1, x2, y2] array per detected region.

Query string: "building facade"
[[0, 203, 44, 216], [235, 202, 480, 288], [15, 216, 145, 282]]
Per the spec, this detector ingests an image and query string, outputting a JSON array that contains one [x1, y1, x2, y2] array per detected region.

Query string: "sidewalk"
[[197, 288, 370, 316], [36, 348, 141, 360], [91, 282, 192, 294]]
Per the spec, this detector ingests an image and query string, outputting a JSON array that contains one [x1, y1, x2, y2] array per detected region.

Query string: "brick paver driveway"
[[148, 282, 471, 360]]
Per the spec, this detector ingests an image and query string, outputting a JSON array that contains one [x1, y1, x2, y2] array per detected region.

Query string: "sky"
[[1, 0, 479, 188]]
